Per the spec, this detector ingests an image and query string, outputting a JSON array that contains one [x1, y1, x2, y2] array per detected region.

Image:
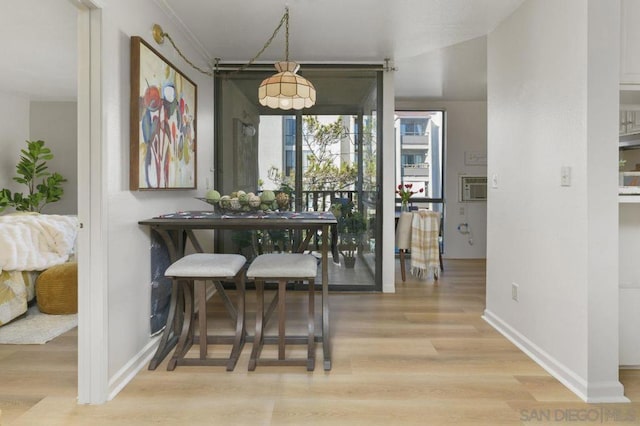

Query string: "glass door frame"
[[213, 66, 384, 292]]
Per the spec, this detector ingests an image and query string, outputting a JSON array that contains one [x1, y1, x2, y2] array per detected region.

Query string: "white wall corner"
[[585, 0, 623, 398], [483, 309, 628, 403], [382, 70, 396, 293], [583, 381, 629, 404]]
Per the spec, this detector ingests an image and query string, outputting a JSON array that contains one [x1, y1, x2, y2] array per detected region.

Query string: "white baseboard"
[[482, 309, 629, 403], [108, 335, 160, 401], [620, 365, 640, 369], [106, 284, 215, 400]]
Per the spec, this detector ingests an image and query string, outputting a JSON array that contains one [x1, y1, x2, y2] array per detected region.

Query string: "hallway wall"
[[30, 101, 78, 214], [0, 92, 31, 200], [485, 0, 623, 402]]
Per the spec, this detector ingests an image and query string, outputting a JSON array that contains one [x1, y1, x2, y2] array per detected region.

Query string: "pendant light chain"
[[235, 7, 289, 74], [285, 8, 289, 62], [154, 9, 289, 76], [162, 31, 214, 77]]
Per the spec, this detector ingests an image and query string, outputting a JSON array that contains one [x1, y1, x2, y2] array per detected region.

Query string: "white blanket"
[[0, 213, 78, 273]]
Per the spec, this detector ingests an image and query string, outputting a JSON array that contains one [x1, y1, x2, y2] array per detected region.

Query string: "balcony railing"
[[402, 164, 430, 177], [299, 190, 358, 212], [401, 134, 429, 145]]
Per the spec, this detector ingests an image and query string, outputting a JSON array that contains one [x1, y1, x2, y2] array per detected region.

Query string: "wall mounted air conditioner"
[[459, 176, 487, 202]]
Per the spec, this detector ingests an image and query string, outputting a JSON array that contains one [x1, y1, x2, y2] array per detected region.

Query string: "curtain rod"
[[214, 63, 387, 72]]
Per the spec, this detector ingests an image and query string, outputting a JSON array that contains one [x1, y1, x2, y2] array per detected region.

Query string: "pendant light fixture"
[[257, 8, 316, 110]]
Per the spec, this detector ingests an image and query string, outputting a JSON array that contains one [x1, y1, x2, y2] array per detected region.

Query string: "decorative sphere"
[[205, 189, 220, 201]]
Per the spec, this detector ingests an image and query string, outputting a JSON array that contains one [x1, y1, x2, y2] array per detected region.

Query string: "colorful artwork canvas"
[[130, 36, 197, 190]]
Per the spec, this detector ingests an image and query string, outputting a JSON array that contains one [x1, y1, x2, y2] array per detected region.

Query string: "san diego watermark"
[[520, 407, 637, 423]]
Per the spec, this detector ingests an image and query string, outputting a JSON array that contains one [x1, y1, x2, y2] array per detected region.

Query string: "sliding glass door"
[[215, 67, 382, 290]]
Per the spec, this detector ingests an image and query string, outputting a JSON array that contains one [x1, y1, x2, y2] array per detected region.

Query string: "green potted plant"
[[334, 200, 367, 268], [0, 140, 67, 213]]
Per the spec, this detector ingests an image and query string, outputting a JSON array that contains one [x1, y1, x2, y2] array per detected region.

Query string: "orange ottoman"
[[36, 262, 78, 314]]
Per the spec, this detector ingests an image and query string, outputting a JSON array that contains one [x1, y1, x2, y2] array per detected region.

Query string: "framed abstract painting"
[[130, 36, 197, 190]]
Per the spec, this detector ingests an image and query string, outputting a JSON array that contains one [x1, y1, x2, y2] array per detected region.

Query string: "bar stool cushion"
[[247, 253, 317, 278], [165, 253, 246, 278]]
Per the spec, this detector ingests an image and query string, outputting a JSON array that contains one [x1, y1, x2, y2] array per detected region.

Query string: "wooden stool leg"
[[307, 278, 315, 371], [168, 279, 194, 371], [196, 280, 207, 360], [227, 271, 246, 371], [249, 279, 264, 371], [278, 280, 286, 361]]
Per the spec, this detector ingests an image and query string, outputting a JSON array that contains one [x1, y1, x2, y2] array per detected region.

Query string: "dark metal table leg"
[[322, 225, 331, 371]]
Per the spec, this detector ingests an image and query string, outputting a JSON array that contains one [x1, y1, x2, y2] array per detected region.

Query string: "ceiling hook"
[[384, 58, 398, 72]]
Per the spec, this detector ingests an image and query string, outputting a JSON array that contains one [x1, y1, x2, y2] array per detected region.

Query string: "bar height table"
[[139, 210, 336, 371]]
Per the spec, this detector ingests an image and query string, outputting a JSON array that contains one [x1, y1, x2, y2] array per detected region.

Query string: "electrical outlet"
[[459, 206, 465, 215], [512, 283, 519, 301]]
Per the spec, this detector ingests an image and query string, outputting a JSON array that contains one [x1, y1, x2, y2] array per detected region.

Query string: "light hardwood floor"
[[2, 259, 640, 425]]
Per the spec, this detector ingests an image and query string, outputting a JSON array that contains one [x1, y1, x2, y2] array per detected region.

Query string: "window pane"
[[258, 116, 295, 191], [395, 111, 444, 200]]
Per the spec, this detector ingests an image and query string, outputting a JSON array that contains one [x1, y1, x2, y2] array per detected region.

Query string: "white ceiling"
[[0, 0, 524, 101], [157, 0, 524, 100]]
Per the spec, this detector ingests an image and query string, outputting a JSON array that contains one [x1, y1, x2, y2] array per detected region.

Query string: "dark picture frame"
[[130, 36, 197, 190]]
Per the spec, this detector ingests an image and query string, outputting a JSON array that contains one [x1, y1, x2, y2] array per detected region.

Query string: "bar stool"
[[164, 253, 247, 371], [247, 253, 318, 371]]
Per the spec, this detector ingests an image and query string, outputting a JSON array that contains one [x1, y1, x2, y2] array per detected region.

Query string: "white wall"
[[397, 100, 487, 259], [98, 0, 214, 384], [0, 92, 30, 198], [30, 101, 78, 214], [485, 0, 623, 402]]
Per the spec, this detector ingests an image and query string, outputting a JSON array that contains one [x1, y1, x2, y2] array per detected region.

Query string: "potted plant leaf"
[[334, 200, 367, 268], [0, 140, 67, 213]]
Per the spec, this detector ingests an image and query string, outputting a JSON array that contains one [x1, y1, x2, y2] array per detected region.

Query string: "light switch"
[[561, 166, 571, 187]]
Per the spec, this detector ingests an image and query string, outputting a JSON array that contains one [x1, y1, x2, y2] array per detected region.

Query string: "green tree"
[[361, 116, 377, 192], [302, 116, 357, 191]]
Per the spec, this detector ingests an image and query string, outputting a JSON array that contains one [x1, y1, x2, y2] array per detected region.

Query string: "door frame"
[[76, 0, 107, 405]]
